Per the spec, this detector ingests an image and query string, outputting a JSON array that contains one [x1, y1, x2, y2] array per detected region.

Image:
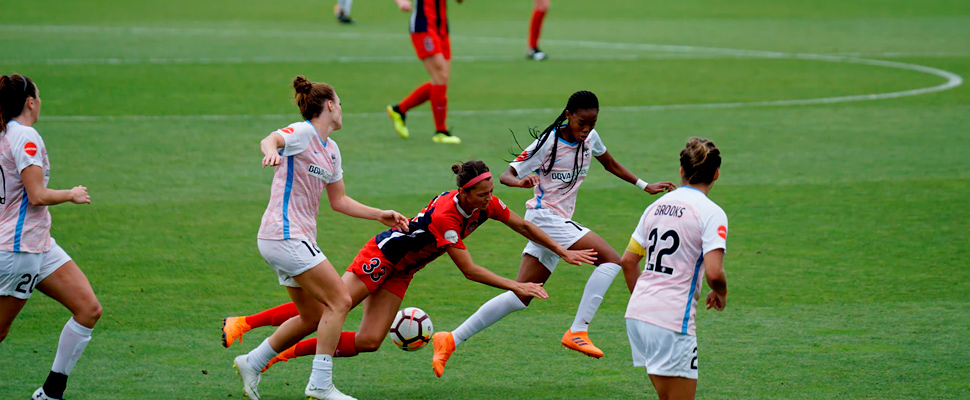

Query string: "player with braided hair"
[[430, 90, 676, 377]]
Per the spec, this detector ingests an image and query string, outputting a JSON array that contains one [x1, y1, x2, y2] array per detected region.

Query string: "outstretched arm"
[[445, 246, 548, 299], [394, 0, 412, 12], [703, 249, 727, 310], [499, 166, 540, 189], [595, 151, 675, 194], [325, 179, 410, 232], [501, 210, 597, 266], [260, 132, 286, 167]]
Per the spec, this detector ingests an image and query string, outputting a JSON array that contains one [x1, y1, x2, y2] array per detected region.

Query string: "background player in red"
[[386, 0, 463, 144], [222, 161, 597, 373], [527, 0, 550, 60]]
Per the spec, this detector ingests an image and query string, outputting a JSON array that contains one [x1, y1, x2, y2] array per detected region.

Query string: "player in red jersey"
[[386, 0, 463, 144], [223, 161, 597, 386], [526, 0, 550, 60]]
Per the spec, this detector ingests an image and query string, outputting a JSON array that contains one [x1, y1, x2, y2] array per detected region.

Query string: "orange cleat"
[[261, 345, 296, 372], [222, 317, 252, 348], [431, 331, 456, 378], [561, 329, 604, 358]]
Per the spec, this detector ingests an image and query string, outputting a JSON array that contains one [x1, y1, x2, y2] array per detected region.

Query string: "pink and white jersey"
[[0, 121, 51, 253], [509, 128, 607, 219], [625, 186, 728, 336], [258, 121, 343, 241]]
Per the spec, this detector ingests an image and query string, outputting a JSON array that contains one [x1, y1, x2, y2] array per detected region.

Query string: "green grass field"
[[1, 0, 969, 398]]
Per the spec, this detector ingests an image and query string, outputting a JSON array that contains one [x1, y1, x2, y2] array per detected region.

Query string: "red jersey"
[[409, 0, 449, 35], [372, 190, 510, 275]]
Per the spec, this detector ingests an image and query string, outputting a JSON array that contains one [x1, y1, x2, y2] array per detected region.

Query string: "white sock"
[[570, 263, 621, 333], [337, 0, 353, 15], [50, 318, 93, 375], [309, 354, 334, 389], [247, 338, 278, 371], [452, 291, 527, 346]]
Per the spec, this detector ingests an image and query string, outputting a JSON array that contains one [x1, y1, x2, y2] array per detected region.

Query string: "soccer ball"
[[387, 307, 433, 351]]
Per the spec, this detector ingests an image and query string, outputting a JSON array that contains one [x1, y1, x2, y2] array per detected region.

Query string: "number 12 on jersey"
[[645, 228, 679, 275]]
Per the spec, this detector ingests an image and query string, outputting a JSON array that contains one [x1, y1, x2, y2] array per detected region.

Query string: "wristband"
[[635, 179, 648, 190]]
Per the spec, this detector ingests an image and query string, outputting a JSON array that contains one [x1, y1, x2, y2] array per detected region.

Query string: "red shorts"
[[347, 239, 414, 299], [411, 31, 451, 60]]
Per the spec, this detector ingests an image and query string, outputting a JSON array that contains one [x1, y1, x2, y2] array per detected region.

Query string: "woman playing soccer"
[[0, 74, 101, 400], [224, 161, 596, 379], [622, 138, 729, 400], [431, 90, 677, 377], [526, 0, 550, 60], [386, 0, 464, 144], [231, 75, 410, 400]]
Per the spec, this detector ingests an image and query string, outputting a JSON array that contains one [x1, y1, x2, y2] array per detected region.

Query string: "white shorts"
[[626, 318, 698, 379], [0, 238, 73, 300], [521, 208, 591, 272], [257, 238, 327, 288]]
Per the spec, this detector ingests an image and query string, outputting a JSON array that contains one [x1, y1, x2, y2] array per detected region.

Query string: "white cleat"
[[305, 383, 358, 400], [234, 354, 262, 400], [527, 48, 547, 61], [32, 387, 62, 400]]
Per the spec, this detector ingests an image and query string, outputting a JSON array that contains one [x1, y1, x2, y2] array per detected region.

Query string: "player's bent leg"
[[0, 296, 27, 343], [561, 230, 620, 358], [354, 287, 402, 353], [648, 375, 697, 400]]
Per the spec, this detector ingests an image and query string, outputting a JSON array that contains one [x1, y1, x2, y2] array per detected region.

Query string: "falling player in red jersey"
[[386, 0, 464, 144], [223, 161, 597, 381]]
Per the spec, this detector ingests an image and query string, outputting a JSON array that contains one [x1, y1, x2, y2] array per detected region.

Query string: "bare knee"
[[354, 334, 383, 353], [325, 294, 353, 316], [74, 300, 102, 328]]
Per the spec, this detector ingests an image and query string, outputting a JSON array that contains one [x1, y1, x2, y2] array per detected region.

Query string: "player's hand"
[[262, 153, 282, 168], [705, 290, 726, 311], [379, 210, 410, 233], [395, 0, 412, 12], [513, 282, 548, 299], [70, 186, 91, 204], [644, 181, 676, 194], [562, 248, 597, 266], [518, 175, 540, 188]]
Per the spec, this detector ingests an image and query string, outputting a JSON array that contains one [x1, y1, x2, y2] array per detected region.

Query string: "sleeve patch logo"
[[24, 142, 37, 157], [444, 230, 459, 243], [280, 127, 295, 134], [717, 225, 727, 239], [497, 198, 507, 210]]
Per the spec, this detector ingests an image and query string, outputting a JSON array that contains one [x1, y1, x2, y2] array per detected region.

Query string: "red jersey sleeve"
[[488, 195, 512, 223], [428, 208, 466, 250]]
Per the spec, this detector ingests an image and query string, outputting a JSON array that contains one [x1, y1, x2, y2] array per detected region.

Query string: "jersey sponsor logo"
[[654, 205, 685, 218], [307, 164, 334, 182], [444, 229, 459, 243], [550, 168, 589, 182], [24, 142, 37, 157], [718, 225, 727, 239], [280, 127, 295, 134]]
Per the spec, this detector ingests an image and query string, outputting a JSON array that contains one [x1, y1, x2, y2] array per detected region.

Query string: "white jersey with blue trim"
[[625, 186, 728, 336], [258, 121, 343, 241], [509, 128, 607, 220], [0, 121, 51, 253]]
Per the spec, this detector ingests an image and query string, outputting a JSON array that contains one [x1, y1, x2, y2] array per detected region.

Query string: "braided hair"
[[0, 74, 36, 132], [514, 90, 599, 190]]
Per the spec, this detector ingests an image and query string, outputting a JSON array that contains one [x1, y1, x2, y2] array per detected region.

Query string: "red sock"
[[245, 302, 299, 328], [430, 84, 448, 132], [294, 338, 318, 357], [334, 331, 358, 358], [399, 82, 432, 113], [529, 9, 547, 49]]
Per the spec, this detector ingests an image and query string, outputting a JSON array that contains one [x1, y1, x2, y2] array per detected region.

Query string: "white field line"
[[2, 24, 959, 122]]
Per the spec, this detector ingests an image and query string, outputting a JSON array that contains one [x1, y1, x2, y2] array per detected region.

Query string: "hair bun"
[[451, 162, 462, 175], [293, 76, 312, 94]]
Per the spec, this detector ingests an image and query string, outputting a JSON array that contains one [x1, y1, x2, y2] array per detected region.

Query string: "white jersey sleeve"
[[277, 124, 315, 156], [328, 139, 344, 183], [701, 207, 728, 254], [10, 127, 45, 172], [631, 205, 652, 248], [509, 137, 554, 180], [586, 129, 607, 157]]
